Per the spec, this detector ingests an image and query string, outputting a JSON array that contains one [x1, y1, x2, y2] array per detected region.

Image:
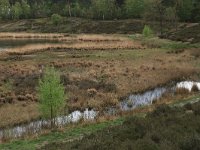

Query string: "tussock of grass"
[[0, 102, 39, 129]]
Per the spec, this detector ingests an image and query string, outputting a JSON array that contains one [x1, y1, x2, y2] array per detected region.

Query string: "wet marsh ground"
[[0, 33, 199, 133], [0, 93, 200, 150]]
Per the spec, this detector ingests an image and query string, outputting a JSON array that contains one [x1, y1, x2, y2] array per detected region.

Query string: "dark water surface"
[[0, 39, 61, 50]]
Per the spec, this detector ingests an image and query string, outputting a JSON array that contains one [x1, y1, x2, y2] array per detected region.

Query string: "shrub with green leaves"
[[38, 67, 66, 127], [51, 13, 63, 25], [11, 2, 22, 20], [142, 25, 153, 38]]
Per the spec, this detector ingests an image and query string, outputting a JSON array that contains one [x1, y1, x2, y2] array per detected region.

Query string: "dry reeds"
[[191, 84, 199, 92], [175, 87, 190, 95], [5, 40, 143, 55], [0, 33, 144, 56], [0, 102, 39, 128], [0, 33, 132, 42], [0, 32, 65, 39]]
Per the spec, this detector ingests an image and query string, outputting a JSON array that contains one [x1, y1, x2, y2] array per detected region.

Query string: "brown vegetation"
[[0, 102, 39, 128], [0, 34, 199, 128], [0, 33, 144, 56], [5, 40, 143, 55]]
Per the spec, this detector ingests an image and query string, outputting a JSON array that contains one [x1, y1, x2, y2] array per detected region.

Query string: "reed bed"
[[5, 40, 144, 55], [0, 33, 129, 42], [0, 32, 65, 39]]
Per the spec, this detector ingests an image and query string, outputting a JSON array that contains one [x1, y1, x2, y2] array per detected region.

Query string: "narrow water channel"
[[0, 81, 199, 140]]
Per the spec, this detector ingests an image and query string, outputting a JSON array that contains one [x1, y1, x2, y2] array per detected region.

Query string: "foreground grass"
[[0, 118, 125, 150], [1, 93, 200, 150], [47, 100, 200, 150]]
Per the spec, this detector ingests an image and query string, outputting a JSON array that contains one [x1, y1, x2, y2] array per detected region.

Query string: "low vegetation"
[[0, 0, 199, 149], [1, 98, 200, 150], [0, 118, 125, 150], [43, 102, 200, 150], [51, 14, 63, 26], [0, 33, 199, 129], [142, 25, 153, 38]]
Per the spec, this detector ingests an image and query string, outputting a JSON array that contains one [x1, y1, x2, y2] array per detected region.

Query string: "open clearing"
[[0, 33, 199, 130]]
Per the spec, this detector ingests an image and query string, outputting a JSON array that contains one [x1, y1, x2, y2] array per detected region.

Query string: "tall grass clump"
[[142, 25, 153, 38]]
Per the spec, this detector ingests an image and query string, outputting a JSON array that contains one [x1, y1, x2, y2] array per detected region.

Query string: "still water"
[[0, 39, 60, 51]]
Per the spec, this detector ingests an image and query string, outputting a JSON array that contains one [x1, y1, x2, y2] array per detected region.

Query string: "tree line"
[[0, 0, 199, 22]]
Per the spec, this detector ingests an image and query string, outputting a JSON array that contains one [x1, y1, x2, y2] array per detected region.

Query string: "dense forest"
[[0, 0, 200, 22]]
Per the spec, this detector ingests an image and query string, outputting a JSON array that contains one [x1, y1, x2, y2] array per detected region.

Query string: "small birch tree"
[[38, 67, 65, 128]]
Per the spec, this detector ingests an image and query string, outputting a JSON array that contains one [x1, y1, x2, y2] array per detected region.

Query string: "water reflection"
[[0, 81, 199, 140], [120, 87, 167, 111], [0, 39, 60, 50], [0, 109, 97, 139]]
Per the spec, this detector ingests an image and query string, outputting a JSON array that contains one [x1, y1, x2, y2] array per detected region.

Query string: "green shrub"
[[51, 13, 63, 25], [38, 67, 66, 127], [142, 25, 153, 38], [11, 2, 23, 20]]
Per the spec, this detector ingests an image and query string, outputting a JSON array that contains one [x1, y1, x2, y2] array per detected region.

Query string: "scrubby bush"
[[51, 13, 63, 25], [142, 25, 153, 38], [0, 0, 10, 20], [11, 2, 22, 20]]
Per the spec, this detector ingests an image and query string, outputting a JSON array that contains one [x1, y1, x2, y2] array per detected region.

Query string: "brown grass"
[[0, 102, 39, 128], [0, 32, 65, 39], [175, 88, 190, 95], [0, 33, 131, 42], [0, 34, 199, 126], [191, 84, 199, 92], [4, 41, 143, 55], [190, 49, 200, 58], [0, 33, 144, 56]]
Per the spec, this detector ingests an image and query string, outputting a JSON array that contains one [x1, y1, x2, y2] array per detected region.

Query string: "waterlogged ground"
[[44, 100, 200, 150], [0, 93, 200, 150], [0, 81, 199, 140], [0, 33, 199, 133]]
